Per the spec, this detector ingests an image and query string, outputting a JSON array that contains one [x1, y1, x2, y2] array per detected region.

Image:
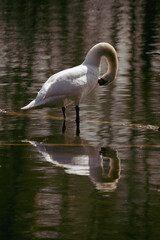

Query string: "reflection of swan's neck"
[[83, 42, 118, 84]]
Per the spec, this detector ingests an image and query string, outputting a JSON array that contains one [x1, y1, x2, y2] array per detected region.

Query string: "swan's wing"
[[35, 65, 88, 104]]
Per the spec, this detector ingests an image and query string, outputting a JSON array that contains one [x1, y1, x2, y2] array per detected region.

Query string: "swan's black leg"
[[76, 120, 80, 136], [62, 106, 66, 120], [62, 107, 66, 133], [62, 120, 66, 133], [75, 105, 79, 121], [75, 105, 80, 136], [75, 105, 80, 122]]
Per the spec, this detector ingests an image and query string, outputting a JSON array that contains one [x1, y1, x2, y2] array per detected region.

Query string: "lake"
[[0, 0, 160, 239]]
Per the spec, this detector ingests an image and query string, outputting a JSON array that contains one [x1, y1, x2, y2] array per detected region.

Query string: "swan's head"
[[96, 43, 118, 86], [84, 42, 118, 86], [85, 42, 118, 86]]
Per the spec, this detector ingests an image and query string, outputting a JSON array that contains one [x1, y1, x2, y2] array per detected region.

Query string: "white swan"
[[21, 42, 118, 121]]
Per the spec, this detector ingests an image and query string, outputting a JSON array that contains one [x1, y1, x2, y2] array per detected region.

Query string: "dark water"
[[0, 0, 160, 239]]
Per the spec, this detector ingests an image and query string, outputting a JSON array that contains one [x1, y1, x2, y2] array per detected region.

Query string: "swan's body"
[[21, 42, 118, 121], [22, 64, 97, 109]]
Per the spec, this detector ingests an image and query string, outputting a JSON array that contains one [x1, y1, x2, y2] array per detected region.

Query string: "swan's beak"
[[98, 78, 109, 86]]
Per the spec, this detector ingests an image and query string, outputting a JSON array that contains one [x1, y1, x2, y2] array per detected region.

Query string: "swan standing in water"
[[21, 42, 118, 126]]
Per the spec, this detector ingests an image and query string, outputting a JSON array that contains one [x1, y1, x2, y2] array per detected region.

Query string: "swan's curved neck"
[[83, 42, 118, 85]]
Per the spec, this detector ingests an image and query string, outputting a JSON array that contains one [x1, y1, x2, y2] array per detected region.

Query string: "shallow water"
[[0, 0, 160, 239]]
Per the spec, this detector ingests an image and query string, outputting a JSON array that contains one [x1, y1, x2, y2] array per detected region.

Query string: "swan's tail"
[[21, 100, 36, 110]]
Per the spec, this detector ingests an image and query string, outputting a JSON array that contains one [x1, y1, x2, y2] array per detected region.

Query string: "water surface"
[[0, 0, 160, 239]]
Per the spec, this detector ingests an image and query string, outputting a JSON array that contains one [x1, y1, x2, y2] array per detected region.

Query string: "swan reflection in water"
[[26, 135, 121, 193]]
